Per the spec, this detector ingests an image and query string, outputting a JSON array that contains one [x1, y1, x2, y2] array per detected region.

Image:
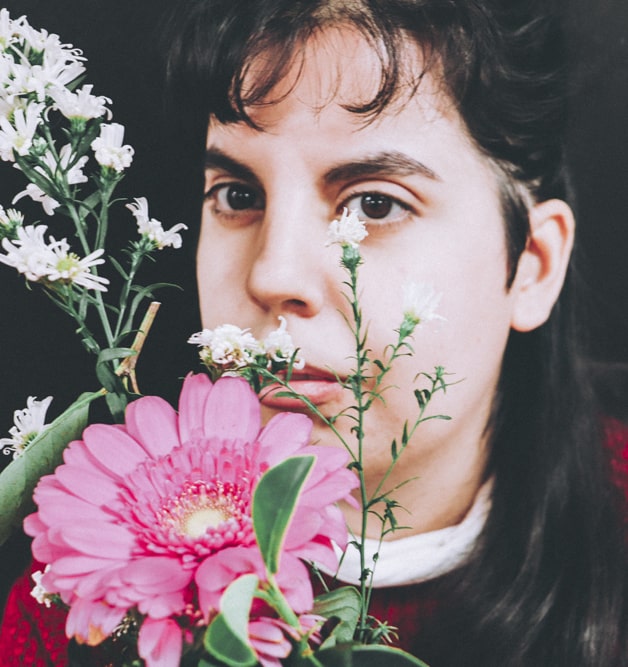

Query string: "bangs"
[[165, 0, 441, 126]]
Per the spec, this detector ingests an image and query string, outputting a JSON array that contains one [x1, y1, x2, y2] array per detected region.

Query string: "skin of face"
[[197, 28, 521, 539]]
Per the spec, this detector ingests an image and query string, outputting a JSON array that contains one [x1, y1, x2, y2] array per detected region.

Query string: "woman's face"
[[197, 30, 519, 536]]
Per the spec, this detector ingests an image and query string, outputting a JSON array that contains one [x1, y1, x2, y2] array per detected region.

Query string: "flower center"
[[55, 254, 81, 276], [159, 480, 247, 541], [184, 507, 228, 539]]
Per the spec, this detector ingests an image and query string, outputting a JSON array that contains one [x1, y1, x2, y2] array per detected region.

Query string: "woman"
[[166, 0, 628, 664], [2, 0, 628, 665]]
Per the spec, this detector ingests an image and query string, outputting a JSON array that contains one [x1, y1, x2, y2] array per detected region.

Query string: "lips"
[[260, 366, 345, 409]]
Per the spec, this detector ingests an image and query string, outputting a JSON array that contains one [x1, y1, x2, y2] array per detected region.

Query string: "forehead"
[[232, 24, 460, 133]]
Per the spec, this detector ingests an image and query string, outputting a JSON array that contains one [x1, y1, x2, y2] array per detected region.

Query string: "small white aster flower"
[[13, 183, 60, 215], [91, 122, 134, 172], [326, 207, 368, 248], [188, 324, 265, 371], [263, 316, 305, 369], [0, 102, 45, 161], [126, 197, 187, 249], [402, 281, 444, 326], [0, 224, 109, 291], [0, 205, 23, 238], [51, 83, 112, 121], [0, 224, 57, 280], [1, 395, 52, 459], [30, 566, 54, 608], [46, 243, 109, 292]]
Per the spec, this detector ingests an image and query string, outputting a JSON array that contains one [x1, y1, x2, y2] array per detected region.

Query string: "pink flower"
[[24, 374, 357, 667]]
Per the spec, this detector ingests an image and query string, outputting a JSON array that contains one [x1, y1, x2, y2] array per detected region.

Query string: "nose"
[[246, 201, 330, 318]]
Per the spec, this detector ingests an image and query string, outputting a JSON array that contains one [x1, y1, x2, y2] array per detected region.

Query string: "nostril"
[[285, 298, 308, 310]]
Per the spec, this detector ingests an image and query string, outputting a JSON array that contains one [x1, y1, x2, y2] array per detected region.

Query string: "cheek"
[[196, 224, 249, 326]]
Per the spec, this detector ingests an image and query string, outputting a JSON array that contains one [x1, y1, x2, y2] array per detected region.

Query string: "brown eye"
[[360, 193, 392, 219], [223, 184, 261, 210], [343, 191, 410, 226]]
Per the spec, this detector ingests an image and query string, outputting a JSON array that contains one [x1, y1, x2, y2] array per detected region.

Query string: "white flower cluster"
[[188, 317, 305, 373], [126, 197, 187, 249], [326, 208, 368, 248], [0, 9, 132, 178], [0, 395, 52, 459], [0, 224, 109, 291]]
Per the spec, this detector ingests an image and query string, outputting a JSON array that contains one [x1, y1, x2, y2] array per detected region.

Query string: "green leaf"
[[252, 455, 315, 575], [0, 390, 102, 546], [316, 644, 431, 667], [204, 574, 259, 667], [313, 587, 361, 646]]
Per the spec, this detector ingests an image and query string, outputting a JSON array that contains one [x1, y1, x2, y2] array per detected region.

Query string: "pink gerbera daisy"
[[24, 374, 358, 667]]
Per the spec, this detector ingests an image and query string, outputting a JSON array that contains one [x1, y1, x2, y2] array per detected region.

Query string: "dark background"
[[0, 0, 627, 604]]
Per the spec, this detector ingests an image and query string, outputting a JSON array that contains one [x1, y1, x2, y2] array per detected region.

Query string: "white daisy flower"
[[402, 281, 444, 326], [46, 243, 109, 292], [0, 224, 109, 291], [263, 316, 305, 369], [13, 183, 59, 216], [126, 197, 187, 249], [0, 224, 57, 280], [1, 395, 53, 459], [51, 84, 112, 121], [0, 205, 23, 238], [30, 566, 54, 608], [0, 102, 45, 161], [326, 207, 368, 248], [91, 122, 134, 172]]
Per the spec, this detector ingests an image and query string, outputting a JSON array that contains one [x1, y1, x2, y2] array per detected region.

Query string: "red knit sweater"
[[2, 420, 627, 665]]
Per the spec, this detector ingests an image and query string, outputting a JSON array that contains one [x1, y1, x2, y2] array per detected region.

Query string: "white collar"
[[324, 479, 493, 588]]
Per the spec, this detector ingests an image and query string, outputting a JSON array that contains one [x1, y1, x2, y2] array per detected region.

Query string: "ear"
[[510, 199, 575, 332]]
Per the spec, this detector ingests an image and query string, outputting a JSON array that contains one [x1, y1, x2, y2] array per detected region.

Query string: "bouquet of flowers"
[[0, 11, 451, 667]]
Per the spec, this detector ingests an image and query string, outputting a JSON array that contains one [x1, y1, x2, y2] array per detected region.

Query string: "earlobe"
[[510, 199, 575, 332]]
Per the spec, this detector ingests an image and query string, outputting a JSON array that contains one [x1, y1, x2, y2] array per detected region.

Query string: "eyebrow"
[[323, 151, 441, 185], [205, 147, 259, 184], [205, 147, 441, 185]]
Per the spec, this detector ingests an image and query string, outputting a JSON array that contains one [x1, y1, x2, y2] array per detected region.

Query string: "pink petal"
[[138, 617, 182, 667], [258, 413, 313, 465], [82, 424, 148, 477], [178, 372, 212, 443], [196, 547, 263, 618], [136, 591, 186, 619], [65, 598, 126, 644], [249, 618, 292, 665], [52, 555, 123, 576], [59, 523, 134, 559], [203, 377, 260, 443], [54, 464, 121, 505], [125, 396, 180, 458], [120, 557, 192, 594], [274, 554, 313, 613]]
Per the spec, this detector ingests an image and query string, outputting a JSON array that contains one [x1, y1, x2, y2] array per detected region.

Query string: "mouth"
[[260, 365, 345, 410]]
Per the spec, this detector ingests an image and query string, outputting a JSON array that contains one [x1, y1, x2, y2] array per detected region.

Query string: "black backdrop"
[[0, 0, 627, 604]]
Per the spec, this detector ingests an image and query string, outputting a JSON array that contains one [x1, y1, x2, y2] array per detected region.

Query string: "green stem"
[[64, 203, 115, 348], [113, 248, 144, 341]]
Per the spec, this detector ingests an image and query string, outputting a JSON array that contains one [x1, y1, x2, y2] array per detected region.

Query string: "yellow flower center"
[[184, 506, 230, 539]]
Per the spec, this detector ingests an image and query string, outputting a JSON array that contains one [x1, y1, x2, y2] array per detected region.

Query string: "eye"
[[343, 191, 410, 225], [206, 182, 264, 212]]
